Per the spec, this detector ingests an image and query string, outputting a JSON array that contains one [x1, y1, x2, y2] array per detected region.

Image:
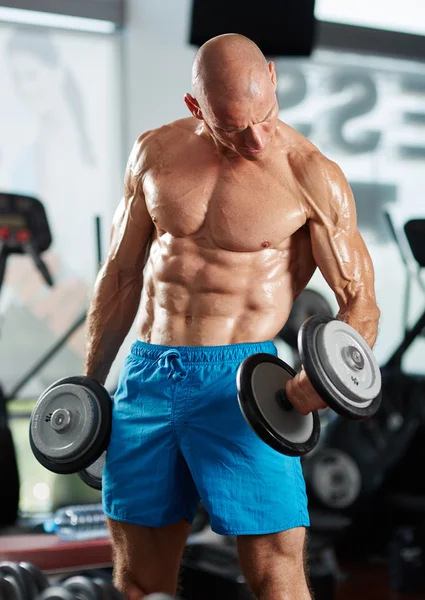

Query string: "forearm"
[[337, 291, 380, 348], [84, 266, 143, 384]]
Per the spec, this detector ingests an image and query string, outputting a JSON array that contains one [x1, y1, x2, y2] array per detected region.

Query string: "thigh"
[[103, 353, 200, 527], [237, 527, 311, 600], [108, 517, 191, 598], [183, 363, 310, 535]]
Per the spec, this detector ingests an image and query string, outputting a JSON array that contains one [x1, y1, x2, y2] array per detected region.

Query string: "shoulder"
[[280, 132, 354, 224], [291, 151, 345, 192], [277, 120, 342, 183], [284, 146, 351, 219], [127, 117, 197, 177]]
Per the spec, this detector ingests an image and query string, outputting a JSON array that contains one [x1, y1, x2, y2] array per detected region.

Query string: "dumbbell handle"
[[276, 388, 294, 412]]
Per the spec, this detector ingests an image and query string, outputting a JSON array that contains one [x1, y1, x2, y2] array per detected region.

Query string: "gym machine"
[[0, 191, 104, 527], [0, 192, 54, 528], [301, 212, 425, 564]]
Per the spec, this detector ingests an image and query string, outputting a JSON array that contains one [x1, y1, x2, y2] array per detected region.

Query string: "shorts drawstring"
[[158, 349, 187, 382]]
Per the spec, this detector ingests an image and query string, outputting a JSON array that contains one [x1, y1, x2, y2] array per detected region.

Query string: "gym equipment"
[[29, 376, 112, 486], [0, 562, 27, 600], [301, 316, 381, 419], [237, 351, 320, 456], [237, 316, 381, 456], [0, 561, 49, 600], [0, 192, 53, 288], [62, 576, 101, 600], [0, 398, 19, 527], [92, 578, 126, 600], [79, 452, 107, 491], [144, 596, 180, 600], [4, 216, 103, 407], [304, 212, 425, 516], [383, 212, 425, 371], [18, 563, 49, 598], [0, 576, 23, 600], [9, 212, 114, 492], [36, 587, 74, 600], [0, 563, 130, 600], [304, 369, 424, 512], [0, 192, 55, 526], [306, 449, 362, 510]]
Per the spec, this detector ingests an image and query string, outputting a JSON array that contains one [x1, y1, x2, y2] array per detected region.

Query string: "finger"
[[286, 375, 312, 415], [299, 369, 328, 410]]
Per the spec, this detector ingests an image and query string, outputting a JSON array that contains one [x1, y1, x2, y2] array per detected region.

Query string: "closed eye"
[[217, 105, 275, 133]]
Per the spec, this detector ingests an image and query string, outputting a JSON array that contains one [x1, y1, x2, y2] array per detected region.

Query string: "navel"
[[261, 241, 271, 248], [185, 315, 193, 325]]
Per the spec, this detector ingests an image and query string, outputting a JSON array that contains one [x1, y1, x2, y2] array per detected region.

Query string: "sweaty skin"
[[84, 34, 380, 600], [84, 34, 380, 417]]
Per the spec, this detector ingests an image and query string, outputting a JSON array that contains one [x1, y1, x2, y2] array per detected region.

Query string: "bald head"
[[186, 34, 278, 159], [192, 34, 270, 106]]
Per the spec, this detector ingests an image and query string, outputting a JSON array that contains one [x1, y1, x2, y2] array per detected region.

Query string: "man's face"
[[188, 62, 279, 159], [205, 91, 279, 159]]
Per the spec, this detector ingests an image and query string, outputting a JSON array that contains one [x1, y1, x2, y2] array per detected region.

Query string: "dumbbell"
[[29, 376, 112, 490], [36, 575, 126, 600], [237, 315, 382, 456], [145, 596, 181, 599], [0, 563, 178, 600], [36, 575, 178, 600], [0, 561, 49, 600]]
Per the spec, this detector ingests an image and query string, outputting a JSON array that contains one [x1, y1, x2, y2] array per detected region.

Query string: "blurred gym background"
[[0, 1, 425, 598]]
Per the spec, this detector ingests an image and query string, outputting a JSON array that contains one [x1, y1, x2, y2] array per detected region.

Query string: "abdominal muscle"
[[136, 229, 316, 347]]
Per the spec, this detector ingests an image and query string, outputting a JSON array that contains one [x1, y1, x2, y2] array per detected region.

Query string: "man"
[[84, 34, 380, 599]]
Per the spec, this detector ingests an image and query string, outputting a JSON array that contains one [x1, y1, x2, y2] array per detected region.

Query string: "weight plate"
[[299, 316, 382, 419], [30, 384, 100, 460], [36, 586, 75, 600], [0, 576, 23, 600], [0, 562, 27, 600], [78, 452, 106, 490], [63, 576, 100, 600], [18, 563, 49, 597], [309, 449, 362, 509], [144, 593, 176, 600], [237, 353, 320, 456], [17, 565, 38, 600], [30, 376, 112, 475], [278, 289, 333, 349], [92, 578, 125, 600]]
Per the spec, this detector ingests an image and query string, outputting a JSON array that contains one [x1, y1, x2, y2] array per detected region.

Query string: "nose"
[[244, 125, 267, 151]]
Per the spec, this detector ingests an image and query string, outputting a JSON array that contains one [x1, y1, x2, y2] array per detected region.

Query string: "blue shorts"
[[103, 341, 310, 535]]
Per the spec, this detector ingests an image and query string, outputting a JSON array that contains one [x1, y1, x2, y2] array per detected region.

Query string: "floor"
[[335, 563, 425, 600]]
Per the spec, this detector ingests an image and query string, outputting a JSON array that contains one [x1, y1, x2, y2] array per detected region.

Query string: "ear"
[[268, 61, 277, 89], [184, 93, 204, 120]]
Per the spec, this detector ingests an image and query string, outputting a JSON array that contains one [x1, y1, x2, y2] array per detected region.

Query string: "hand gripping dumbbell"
[[237, 316, 382, 456], [29, 376, 112, 490]]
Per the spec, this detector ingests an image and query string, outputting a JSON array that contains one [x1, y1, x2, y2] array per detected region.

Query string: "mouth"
[[241, 148, 264, 155]]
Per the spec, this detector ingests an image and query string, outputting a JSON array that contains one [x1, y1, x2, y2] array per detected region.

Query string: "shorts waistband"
[[130, 340, 276, 363]]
